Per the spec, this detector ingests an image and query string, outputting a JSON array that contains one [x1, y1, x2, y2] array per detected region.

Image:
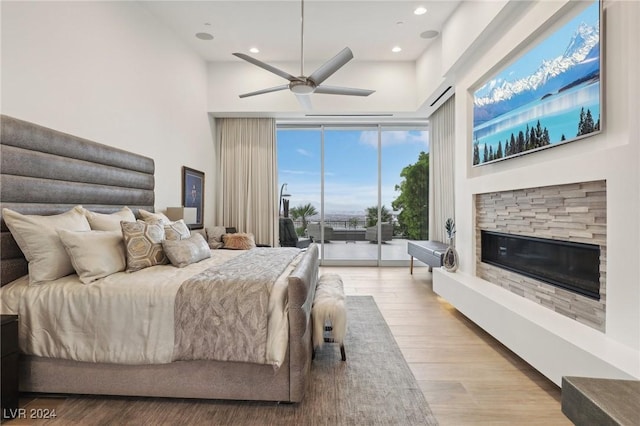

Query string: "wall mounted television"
[[472, 0, 601, 166]]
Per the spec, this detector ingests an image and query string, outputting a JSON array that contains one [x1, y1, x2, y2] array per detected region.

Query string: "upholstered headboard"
[[0, 115, 155, 286]]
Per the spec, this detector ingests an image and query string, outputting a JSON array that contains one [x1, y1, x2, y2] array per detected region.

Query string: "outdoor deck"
[[318, 237, 413, 262]]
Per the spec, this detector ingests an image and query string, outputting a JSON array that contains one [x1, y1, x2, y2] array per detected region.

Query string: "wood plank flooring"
[[321, 265, 571, 425], [6, 266, 571, 425]]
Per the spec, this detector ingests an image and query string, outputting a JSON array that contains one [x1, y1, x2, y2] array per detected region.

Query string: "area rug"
[[42, 296, 437, 425]]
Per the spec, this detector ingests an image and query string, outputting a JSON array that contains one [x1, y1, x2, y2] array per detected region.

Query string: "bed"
[[0, 115, 319, 402]]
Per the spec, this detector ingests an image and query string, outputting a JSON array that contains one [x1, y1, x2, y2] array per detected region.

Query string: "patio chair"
[[365, 222, 393, 243], [279, 218, 311, 248], [306, 222, 334, 243]]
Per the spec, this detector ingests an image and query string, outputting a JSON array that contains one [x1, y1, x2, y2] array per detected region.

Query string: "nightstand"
[[1, 314, 19, 420]]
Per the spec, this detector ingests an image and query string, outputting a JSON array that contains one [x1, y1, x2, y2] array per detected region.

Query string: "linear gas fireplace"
[[481, 231, 601, 300]]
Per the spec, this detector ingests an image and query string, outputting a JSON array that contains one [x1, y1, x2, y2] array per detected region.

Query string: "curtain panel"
[[215, 118, 278, 246], [429, 95, 455, 243]]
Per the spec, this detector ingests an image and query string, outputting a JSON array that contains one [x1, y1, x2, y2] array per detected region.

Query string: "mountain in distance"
[[474, 20, 600, 126]]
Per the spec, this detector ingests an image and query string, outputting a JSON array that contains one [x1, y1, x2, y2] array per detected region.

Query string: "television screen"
[[472, 1, 601, 166]]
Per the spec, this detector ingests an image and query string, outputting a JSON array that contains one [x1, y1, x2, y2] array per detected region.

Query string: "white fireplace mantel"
[[433, 268, 639, 386]]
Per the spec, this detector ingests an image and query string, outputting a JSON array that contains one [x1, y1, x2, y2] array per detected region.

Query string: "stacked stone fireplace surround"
[[475, 180, 606, 332]]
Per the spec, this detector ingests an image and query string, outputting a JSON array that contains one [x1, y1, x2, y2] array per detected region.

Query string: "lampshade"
[[165, 207, 198, 224]]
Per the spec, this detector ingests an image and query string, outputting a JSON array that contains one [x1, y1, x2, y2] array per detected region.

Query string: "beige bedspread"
[[0, 249, 301, 367]]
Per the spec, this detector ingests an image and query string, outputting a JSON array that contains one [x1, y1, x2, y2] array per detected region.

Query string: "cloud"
[[359, 130, 429, 149], [280, 169, 334, 177], [296, 148, 313, 157]]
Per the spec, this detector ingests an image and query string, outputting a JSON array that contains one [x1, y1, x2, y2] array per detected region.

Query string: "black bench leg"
[[340, 345, 346, 361]]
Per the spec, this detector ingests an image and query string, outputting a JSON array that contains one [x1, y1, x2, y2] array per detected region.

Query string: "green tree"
[[391, 152, 429, 240], [348, 217, 359, 228], [496, 141, 503, 159], [290, 203, 318, 236], [365, 205, 393, 228], [473, 141, 480, 165]]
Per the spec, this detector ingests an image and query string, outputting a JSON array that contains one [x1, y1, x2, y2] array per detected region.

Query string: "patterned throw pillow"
[[162, 233, 211, 268], [222, 233, 256, 250], [121, 220, 168, 272], [164, 219, 191, 241]]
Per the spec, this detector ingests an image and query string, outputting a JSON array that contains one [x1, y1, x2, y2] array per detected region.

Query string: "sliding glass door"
[[277, 124, 428, 266], [323, 128, 378, 262]]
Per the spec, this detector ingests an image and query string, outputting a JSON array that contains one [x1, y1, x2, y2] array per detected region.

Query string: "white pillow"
[[2, 207, 91, 284], [138, 209, 171, 225], [57, 229, 126, 284], [81, 206, 136, 231]]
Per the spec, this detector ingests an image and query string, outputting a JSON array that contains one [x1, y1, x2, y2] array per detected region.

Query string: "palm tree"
[[365, 205, 393, 228], [290, 203, 318, 235]]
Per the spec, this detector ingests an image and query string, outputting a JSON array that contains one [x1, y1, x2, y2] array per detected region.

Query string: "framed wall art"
[[182, 166, 204, 229], [472, 0, 601, 166]]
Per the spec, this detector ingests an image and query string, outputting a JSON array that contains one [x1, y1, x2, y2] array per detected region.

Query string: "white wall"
[[431, 0, 640, 382], [207, 60, 417, 115], [1, 1, 215, 226]]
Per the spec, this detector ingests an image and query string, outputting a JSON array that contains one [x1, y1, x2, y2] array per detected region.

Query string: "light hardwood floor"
[[321, 265, 572, 426], [7, 266, 571, 425]]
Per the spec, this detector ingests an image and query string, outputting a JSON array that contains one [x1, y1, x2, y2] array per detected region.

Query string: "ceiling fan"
[[232, 0, 375, 108]]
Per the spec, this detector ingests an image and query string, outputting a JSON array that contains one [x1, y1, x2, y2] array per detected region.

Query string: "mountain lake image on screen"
[[472, 0, 601, 166]]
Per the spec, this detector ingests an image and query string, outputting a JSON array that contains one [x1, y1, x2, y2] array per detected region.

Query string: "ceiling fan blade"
[[314, 85, 375, 96], [233, 53, 301, 82], [308, 47, 354, 85], [239, 84, 289, 98], [295, 94, 313, 111]]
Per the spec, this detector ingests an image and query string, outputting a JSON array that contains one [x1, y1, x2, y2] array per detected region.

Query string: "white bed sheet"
[[0, 249, 297, 367]]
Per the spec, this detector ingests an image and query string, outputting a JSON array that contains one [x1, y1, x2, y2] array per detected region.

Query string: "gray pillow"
[[162, 233, 211, 268], [206, 226, 226, 249]]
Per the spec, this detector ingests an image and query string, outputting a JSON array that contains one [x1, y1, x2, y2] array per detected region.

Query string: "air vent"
[[305, 114, 394, 117], [430, 86, 452, 107]]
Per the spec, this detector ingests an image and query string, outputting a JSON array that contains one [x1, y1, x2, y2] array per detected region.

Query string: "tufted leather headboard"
[[0, 115, 155, 286]]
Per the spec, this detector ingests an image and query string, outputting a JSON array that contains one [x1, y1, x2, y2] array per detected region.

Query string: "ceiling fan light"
[[249, 47, 260, 53], [289, 80, 316, 94]]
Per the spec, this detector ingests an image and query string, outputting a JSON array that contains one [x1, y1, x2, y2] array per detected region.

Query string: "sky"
[[277, 128, 428, 216], [475, 0, 599, 94]]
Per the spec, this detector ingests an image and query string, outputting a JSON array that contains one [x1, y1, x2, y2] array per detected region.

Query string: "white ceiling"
[[140, 0, 460, 64]]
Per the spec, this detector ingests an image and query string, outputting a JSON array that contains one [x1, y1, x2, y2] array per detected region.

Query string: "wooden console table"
[[408, 240, 449, 274]]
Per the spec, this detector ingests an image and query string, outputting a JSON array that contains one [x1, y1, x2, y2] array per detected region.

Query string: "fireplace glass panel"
[[481, 231, 600, 300]]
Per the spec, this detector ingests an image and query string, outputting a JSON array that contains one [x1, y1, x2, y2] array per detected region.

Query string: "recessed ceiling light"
[[414, 6, 427, 15], [392, 46, 402, 53], [195, 32, 214, 41], [249, 47, 260, 54], [420, 30, 440, 39]]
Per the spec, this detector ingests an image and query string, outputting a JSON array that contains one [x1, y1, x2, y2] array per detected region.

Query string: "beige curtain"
[[429, 95, 455, 243], [215, 118, 278, 246]]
